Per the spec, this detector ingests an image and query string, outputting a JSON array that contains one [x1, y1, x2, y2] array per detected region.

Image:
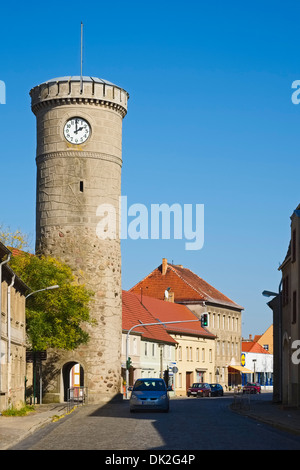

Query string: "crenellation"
[[30, 77, 128, 118]]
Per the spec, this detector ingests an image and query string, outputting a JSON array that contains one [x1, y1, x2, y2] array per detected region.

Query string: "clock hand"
[[74, 126, 84, 134]]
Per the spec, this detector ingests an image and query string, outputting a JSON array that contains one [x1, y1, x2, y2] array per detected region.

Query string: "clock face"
[[64, 117, 90, 144]]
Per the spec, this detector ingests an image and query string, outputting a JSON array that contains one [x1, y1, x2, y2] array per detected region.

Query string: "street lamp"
[[262, 290, 278, 298], [125, 318, 205, 399], [26, 284, 60, 404], [26, 284, 59, 299]]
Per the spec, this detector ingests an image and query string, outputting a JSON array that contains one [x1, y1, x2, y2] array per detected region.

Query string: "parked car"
[[187, 383, 211, 397], [209, 383, 224, 396], [242, 382, 261, 394], [129, 378, 169, 412]]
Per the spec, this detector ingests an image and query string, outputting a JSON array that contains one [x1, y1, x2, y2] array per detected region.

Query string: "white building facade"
[[241, 351, 273, 390]]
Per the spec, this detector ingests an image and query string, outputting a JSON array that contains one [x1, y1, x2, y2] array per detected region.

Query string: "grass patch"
[[1, 405, 35, 417]]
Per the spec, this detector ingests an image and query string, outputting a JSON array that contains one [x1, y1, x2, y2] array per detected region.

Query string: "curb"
[[230, 404, 300, 437]]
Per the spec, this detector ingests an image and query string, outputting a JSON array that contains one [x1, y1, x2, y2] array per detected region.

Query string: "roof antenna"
[[80, 21, 83, 93]]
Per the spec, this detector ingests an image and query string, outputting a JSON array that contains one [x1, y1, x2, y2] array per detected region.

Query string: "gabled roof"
[[138, 294, 216, 339], [253, 335, 262, 343], [122, 290, 177, 345], [242, 341, 270, 354], [130, 259, 243, 310]]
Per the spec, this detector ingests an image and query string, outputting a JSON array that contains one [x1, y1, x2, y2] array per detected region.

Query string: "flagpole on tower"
[[80, 22, 83, 93]]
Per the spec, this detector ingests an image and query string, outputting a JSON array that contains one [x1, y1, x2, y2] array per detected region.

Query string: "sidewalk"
[[231, 395, 300, 436], [0, 403, 69, 450]]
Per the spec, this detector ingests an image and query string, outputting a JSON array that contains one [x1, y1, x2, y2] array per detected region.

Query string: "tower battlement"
[[30, 76, 129, 118]]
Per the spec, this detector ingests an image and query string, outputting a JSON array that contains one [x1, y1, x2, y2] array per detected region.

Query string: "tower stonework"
[[30, 76, 129, 403]]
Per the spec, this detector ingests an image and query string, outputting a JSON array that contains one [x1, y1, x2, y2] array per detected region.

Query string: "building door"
[[186, 371, 193, 391]]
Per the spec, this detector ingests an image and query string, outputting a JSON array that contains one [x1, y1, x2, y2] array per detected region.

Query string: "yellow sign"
[[241, 353, 246, 366]]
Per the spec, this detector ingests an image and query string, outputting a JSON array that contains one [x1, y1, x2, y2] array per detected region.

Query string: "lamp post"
[[252, 359, 257, 383], [262, 281, 282, 402], [26, 285, 59, 404], [26, 284, 59, 299], [262, 290, 278, 298], [125, 318, 205, 399]]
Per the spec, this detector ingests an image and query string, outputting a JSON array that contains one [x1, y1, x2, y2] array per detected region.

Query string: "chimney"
[[249, 334, 252, 341], [162, 258, 167, 275]]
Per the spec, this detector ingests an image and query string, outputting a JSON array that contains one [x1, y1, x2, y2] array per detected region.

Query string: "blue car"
[[129, 378, 169, 412]]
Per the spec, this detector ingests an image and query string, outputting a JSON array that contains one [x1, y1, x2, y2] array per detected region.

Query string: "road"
[[11, 393, 300, 451]]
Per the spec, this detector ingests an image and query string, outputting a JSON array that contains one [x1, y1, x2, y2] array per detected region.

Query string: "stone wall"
[[30, 77, 128, 403]]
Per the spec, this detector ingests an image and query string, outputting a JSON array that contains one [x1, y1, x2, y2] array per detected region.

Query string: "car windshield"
[[246, 383, 255, 386], [133, 380, 166, 391], [210, 384, 218, 389]]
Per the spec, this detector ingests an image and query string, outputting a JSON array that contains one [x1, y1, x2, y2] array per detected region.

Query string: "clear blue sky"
[[1, 0, 300, 338]]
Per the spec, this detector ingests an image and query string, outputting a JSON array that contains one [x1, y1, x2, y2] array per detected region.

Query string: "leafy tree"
[[0, 224, 32, 250], [10, 252, 94, 351]]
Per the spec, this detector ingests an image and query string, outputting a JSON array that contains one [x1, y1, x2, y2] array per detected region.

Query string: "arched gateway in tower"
[[30, 76, 129, 403]]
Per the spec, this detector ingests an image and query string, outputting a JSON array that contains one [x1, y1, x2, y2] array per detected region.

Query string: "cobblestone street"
[[9, 394, 300, 451]]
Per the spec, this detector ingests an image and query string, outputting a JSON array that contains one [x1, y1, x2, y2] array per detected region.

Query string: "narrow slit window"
[[292, 229, 296, 262], [293, 290, 297, 324], [80, 181, 84, 192]]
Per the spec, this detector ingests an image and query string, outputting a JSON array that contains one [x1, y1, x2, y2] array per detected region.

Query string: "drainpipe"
[[7, 274, 15, 406], [7, 274, 15, 362], [0, 253, 11, 394]]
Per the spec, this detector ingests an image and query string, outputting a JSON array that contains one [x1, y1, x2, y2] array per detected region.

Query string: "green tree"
[[10, 252, 94, 351], [0, 224, 32, 250]]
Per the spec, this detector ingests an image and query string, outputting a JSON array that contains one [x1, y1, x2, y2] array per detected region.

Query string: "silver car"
[[129, 378, 169, 412]]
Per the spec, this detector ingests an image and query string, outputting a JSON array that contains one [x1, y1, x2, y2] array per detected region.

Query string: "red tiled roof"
[[242, 341, 270, 354], [122, 290, 177, 345], [130, 261, 243, 310], [134, 294, 216, 339], [253, 335, 262, 343], [8, 247, 33, 257]]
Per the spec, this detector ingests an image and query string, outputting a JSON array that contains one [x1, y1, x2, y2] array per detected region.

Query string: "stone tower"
[[30, 76, 129, 403]]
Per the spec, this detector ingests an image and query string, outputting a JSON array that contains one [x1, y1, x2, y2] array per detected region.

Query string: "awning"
[[228, 365, 252, 373]]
